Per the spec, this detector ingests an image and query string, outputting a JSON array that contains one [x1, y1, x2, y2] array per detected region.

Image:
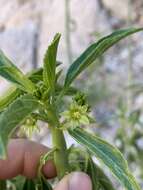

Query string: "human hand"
[[0, 139, 92, 190]]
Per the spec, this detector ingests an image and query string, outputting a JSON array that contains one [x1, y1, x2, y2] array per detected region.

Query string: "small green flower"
[[20, 117, 39, 138], [61, 102, 90, 129]]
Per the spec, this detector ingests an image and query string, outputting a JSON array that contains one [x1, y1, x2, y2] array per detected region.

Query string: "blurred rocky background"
[[0, 0, 143, 188]]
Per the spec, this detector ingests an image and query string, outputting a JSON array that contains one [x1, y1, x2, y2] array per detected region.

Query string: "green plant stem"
[[51, 127, 69, 179]]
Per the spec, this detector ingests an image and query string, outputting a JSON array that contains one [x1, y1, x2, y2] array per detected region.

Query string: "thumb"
[[54, 172, 92, 190]]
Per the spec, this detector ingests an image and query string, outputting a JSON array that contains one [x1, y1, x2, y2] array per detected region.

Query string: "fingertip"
[[54, 172, 92, 190], [42, 160, 57, 179], [69, 172, 92, 190], [0, 139, 56, 179]]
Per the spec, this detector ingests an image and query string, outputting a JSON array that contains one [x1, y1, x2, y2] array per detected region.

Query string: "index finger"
[[0, 139, 56, 179]]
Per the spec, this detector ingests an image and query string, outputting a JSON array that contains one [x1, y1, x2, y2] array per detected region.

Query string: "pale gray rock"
[[0, 21, 38, 72]]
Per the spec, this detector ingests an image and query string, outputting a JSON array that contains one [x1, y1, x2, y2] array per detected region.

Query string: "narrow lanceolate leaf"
[[27, 68, 43, 83], [28, 61, 62, 83], [0, 68, 44, 113], [87, 157, 115, 190], [68, 127, 141, 190], [0, 94, 39, 159], [43, 33, 61, 92], [0, 50, 36, 93], [0, 87, 20, 112], [64, 28, 143, 88]]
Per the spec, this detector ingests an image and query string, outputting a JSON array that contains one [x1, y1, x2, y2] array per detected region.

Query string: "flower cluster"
[[61, 93, 92, 129], [20, 116, 39, 137]]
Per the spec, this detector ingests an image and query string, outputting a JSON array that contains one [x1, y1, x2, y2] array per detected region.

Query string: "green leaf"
[[40, 177, 53, 190], [87, 157, 115, 190], [56, 61, 62, 67], [23, 178, 51, 190], [43, 33, 61, 91], [27, 68, 43, 83], [0, 87, 20, 112], [28, 62, 62, 83], [22, 179, 35, 190], [56, 69, 63, 82], [0, 50, 36, 93], [11, 176, 26, 190], [38, 148, 55, 177], [68, 146, 115, 190], [0, 68, 44, 113], [56, 84, 78, 96], [68, 127, 141, 190], [0, 180, 6, 189], [0, 66, 59, 113], [64, 28, 143, 88], [34, 178, 53, 190], [0, 94, 39, 159]]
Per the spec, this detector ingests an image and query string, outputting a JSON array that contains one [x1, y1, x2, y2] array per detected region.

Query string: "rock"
[[102, 0, 129, 20], [0, 21, 38, 72], [102, 0, 143, 23], [0, 0, 121, 69]]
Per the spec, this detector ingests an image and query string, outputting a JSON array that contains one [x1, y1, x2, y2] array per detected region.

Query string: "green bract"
[[0, 28, 143, 190]]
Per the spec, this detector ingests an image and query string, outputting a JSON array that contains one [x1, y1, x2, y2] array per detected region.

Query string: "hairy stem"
[[51, 127, 69, 179]]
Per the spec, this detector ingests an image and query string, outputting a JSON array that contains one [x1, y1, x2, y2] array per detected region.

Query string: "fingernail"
[[69, 172, 92, 190]]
